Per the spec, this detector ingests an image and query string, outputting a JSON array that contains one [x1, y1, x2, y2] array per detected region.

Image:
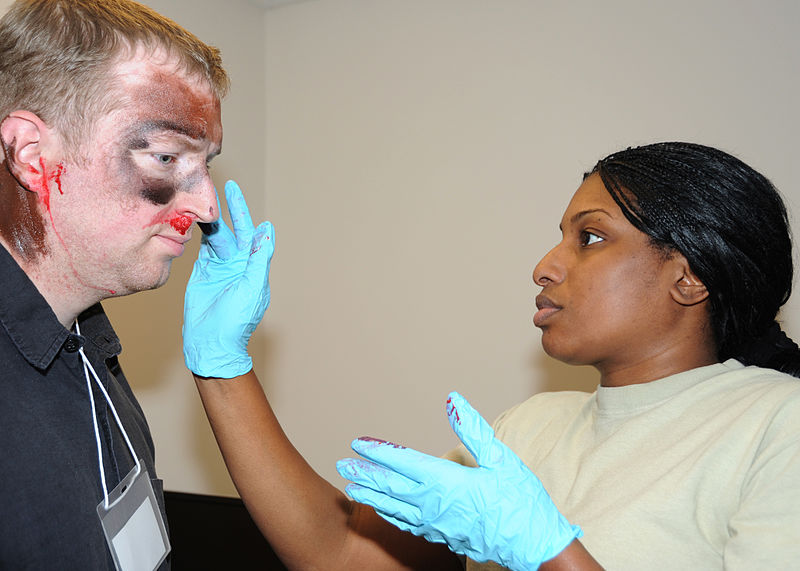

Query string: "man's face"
[[37, 52, 222, 297]]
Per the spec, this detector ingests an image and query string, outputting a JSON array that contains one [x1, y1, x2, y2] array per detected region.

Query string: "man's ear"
[[0, 110, 52, 187], [670, 255, 709, 307]]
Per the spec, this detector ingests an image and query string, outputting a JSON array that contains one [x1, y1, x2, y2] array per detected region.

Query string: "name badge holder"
[[76, 321, 170, 571]]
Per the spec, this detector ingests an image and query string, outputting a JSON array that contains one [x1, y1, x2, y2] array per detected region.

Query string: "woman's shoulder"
[[492, 390, 595, 440], [691, 361, 800, 445], [711, 360, 800, 402], [497, 390, 594, 418]]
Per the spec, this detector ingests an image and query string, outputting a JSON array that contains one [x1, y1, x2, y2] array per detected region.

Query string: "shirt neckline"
[[594, 360, 744, 414]]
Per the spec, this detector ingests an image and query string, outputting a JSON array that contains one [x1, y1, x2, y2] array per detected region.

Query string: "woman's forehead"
[[561, 174, 621, 224]]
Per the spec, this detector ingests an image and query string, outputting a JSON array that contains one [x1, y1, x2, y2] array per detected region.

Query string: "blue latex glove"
[[336, 392, 582, 570], [183, 180, 275, 378]]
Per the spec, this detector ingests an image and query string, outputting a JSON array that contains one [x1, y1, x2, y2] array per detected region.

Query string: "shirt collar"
[[0, 244, 70, 369], [77, 303, 122, 362], [0, 244, 121, 369]]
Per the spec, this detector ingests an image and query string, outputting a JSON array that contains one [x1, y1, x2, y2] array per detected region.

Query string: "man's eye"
[[580, 231, 604, 246], [154, 154, 175, 166]]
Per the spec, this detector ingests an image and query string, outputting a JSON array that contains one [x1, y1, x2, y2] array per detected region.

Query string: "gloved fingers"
[[249, 221, 275, 262], [446, 392, 504, 468], [240, 223, 275, 319], [343, 483, 423, 527], [369, 510, 441, 543], [200, 215, 237, 260], [241, 223, 274, 291], [336, 457, 421, 498], [350, 437, 456, 484], [224, 180, 255, 248]]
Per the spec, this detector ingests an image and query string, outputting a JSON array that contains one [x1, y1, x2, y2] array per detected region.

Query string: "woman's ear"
[[0, 110, 51, 188], [670, 255, 709, 306]]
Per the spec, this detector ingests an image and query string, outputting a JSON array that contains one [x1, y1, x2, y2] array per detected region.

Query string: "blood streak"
[[28, 158, 66, 213], [29, 159, 116, 295], [446, 397, 461, 425], [145, 211, 195, 234]]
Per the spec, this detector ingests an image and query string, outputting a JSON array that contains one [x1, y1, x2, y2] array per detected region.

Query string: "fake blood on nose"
[[169, 215, 193, 234]]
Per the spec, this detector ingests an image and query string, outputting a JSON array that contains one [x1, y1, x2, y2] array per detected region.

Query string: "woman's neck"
[[597, 337, 718, 388]]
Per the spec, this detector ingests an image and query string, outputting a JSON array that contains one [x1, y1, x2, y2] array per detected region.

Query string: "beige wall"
[[3, 0, 799, 496], [258, 0, 800, 490]]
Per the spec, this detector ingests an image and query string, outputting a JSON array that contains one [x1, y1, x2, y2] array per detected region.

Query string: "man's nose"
[[178, 173, 218, 223]]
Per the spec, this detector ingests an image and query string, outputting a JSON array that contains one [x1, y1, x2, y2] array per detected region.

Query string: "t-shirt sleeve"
[[723, 390, 800, 568]]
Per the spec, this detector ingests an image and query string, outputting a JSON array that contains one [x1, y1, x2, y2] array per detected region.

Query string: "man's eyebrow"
[[134, 119, 208, 142], [559, 208, 612, 232]]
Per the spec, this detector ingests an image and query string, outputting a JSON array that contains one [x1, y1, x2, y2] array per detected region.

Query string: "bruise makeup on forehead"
[[129, 69, 221, 149], [0, 141, 50, 261]]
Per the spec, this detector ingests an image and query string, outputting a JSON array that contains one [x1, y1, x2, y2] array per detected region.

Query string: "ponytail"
[[735, 322, 800, 378]]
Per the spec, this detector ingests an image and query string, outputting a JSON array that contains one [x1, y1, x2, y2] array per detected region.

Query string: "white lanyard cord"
[[75, 320, 141, 510]]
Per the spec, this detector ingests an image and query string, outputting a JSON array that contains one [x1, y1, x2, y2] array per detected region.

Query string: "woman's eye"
[[580, 231, 604, 246], [154, 154, 176, 166]]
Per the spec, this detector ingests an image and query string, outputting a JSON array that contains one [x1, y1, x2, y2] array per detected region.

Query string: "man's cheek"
[[140, 178, 177, 205]]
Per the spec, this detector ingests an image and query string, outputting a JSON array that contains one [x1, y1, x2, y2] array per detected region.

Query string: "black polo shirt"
[[0, 244, 169, 569]]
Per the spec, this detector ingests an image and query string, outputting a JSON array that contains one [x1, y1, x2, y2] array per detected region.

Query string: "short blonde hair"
[[0, 0, 229, 153]]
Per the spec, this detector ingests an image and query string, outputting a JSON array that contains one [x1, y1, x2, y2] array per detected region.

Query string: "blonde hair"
[[0, 0, 229, 153]]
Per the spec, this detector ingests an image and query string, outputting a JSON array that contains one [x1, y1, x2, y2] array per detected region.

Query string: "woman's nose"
[[533, 243, 565, 287]]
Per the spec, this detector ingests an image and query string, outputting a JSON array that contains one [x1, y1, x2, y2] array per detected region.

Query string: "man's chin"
[[149, 266, 173, 291], [112, 264, 173, 297]]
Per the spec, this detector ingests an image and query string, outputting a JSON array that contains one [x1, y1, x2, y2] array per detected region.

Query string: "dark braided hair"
[[589, 142, 800, 378]]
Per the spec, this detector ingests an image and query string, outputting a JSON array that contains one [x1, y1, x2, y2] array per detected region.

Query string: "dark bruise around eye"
[[140, 180, 177, 205]]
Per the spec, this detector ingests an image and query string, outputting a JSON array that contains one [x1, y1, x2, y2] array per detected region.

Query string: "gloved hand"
[[336, 392, 582, 570], [183, 180, 275, 378]]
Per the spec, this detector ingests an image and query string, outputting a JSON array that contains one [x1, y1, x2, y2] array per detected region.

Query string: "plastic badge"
[[97, 461, 170, 571]]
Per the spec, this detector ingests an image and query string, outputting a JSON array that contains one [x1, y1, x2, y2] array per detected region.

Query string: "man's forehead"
[[112, 48, 214, 95], [104, 49, 222, 146]]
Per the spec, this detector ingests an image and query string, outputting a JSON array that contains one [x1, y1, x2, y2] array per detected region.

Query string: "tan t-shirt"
[[445, 360, 800, 570]]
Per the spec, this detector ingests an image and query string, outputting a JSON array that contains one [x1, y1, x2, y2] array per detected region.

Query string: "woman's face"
[[533, 174, 690, 377]]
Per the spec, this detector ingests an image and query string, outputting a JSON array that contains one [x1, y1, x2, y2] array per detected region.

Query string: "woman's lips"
[[534, 294, 561, 327]]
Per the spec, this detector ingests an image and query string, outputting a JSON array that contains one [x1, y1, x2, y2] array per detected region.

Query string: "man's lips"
[[534, 294, 561, 327], [155, 232, 191, 256]]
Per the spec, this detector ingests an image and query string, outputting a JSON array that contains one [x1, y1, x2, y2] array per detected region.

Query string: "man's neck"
[[0, 239, 98, 328]]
